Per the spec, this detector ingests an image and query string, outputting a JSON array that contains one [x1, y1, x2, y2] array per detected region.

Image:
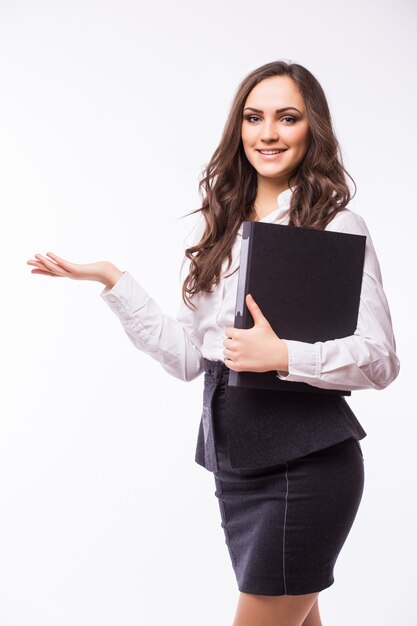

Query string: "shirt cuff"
[[275, 339, 320, 383], [100, 270, 150, 316]]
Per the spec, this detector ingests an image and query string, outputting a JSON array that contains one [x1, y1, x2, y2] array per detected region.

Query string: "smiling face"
[[241, 75, 311, 188]]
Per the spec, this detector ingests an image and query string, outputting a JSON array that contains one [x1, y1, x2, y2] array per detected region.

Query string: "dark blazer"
[[195, 358, 367, 472]]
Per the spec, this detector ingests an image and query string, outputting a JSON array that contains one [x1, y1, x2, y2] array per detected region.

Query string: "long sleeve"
[[276, 210, 400, 391], [100, 216, 206, 382]]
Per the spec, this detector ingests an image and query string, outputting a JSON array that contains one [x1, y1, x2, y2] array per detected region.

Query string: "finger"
[[224, 354, 237, 369], [223, 345, 232, 355], [246, 293, 266, 325], [27, 259, 50, 269], [45, 252, 74, 269], [29, 260, 62, 276], [30, 269, 60, 277], [34, 254, 69, 276], [35, 253, 58, 264], [247, 293, 259, 308], [223, 351, 233, 363]]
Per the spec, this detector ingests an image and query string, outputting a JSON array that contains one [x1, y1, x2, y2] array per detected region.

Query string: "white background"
[[1, 0, 415, 624]]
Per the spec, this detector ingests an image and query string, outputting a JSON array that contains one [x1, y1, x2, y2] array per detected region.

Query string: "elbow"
[[184, 370, 202, 382], [370, 348, 401, 390], [160, 357, 204, 382], [387, 351, 401, 386], [184, 349, 205, 381], [160, 362, 193, 382]]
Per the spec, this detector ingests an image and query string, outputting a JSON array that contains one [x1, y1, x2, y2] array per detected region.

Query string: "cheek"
[[241, 123, 258, 146], [290, 124, 310, 149]]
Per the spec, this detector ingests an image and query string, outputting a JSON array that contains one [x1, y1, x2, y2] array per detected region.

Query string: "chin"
[[258, 166, 291, 176]]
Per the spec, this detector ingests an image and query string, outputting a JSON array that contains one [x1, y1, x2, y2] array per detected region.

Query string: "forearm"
[[100, 270, 205, 381], [102, 265, 124, 290], [276, 335, 400, 391]]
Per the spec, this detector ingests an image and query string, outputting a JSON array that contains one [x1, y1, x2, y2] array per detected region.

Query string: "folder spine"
[[228, 222, 253, 386], [233, 221, 253, 330]]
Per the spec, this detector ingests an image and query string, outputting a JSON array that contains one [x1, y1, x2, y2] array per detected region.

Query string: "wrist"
[[103, 266, 124, 290], [277, 339, 289, 374]]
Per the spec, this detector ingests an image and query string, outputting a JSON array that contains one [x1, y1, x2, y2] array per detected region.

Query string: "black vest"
[[195, 358, 367, 471]]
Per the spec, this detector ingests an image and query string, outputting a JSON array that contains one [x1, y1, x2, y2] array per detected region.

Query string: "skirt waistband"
[[203, 357, 230, 380]]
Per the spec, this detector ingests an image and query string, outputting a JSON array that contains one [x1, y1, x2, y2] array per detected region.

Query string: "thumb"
[[246, 293, 267, 326]]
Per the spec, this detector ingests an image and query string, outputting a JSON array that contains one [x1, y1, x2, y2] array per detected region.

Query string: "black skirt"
[[210, 364, 365, 596]]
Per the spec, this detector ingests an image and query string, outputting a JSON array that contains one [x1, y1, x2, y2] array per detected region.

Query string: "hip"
[[203, 358, 367, 470]]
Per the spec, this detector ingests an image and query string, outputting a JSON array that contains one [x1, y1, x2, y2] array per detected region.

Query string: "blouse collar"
[[237, 186, 295, 236]]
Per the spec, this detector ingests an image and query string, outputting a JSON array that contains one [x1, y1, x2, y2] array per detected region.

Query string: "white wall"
[[1, 0, 415, 624]]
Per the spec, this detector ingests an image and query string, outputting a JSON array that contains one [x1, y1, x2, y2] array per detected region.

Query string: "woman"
[[27, 61, 400, 626]]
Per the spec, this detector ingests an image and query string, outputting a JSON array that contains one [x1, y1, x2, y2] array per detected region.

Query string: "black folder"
[[228, 221, 366, 396]]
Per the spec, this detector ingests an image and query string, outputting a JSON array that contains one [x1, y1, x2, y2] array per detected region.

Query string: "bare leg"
[[301, 597, 323, 626], [232, 591, 319, 626]]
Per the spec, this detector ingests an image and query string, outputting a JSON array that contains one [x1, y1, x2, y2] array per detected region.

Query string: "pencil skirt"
[[211, 370, 365, 596]]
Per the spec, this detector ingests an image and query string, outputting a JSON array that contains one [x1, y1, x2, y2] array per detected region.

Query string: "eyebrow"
[[243, 106, 302, 114]]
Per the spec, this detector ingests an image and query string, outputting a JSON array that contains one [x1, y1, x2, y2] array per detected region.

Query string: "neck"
[[252, 177, 290, 220]]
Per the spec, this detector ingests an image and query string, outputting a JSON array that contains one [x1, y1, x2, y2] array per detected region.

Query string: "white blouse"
[[100, 187, 400, 392]]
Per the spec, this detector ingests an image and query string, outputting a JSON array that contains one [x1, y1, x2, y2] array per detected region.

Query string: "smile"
[[257, 149, 288, 160]]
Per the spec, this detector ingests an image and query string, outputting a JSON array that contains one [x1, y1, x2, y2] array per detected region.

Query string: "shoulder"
[[325, 207, 370, 237], [326, 207, 383, 282]]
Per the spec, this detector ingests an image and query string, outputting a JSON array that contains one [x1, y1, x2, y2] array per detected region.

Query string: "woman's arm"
[[100, 216, 206, 382], [275, 210, 400, 391], [27, 218, 206, 382], [100, 270, 204, 382]]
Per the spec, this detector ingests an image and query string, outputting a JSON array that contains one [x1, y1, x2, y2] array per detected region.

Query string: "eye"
[[243, 114, 297, 124], [244, 114, 260, 123]]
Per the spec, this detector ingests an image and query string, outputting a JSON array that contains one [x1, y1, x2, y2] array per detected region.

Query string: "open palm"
[[27, 252, 116, 284]]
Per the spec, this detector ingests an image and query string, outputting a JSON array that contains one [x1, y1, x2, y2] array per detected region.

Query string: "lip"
[[256, 149, 288, 161]]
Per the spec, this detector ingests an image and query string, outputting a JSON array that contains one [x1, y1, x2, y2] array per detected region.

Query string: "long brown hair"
[[180, 60, 356, 311]]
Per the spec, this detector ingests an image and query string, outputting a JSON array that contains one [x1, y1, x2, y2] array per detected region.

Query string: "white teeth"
[[259, 149, 285, 154]]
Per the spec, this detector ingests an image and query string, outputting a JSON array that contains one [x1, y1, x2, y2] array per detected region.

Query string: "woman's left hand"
[[224, 293, 289, 373]]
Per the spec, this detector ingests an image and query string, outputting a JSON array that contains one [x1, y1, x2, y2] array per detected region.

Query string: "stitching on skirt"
[[217, 483, 238, 569], [283, 462, 289, 595]]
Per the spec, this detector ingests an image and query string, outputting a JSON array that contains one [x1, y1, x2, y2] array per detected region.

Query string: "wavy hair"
[[180, 60, 356, 311]]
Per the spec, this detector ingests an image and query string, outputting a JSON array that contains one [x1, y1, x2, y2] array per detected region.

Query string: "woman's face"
[[241, 75, 310, 185]]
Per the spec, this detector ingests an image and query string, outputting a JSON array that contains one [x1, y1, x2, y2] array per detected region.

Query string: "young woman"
[[27, 60, 400, 626]]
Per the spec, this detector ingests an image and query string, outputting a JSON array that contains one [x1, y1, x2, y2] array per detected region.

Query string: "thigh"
[[233, 591, 319, 626], [213, 434, 365, 597], [281, 438, 365, 593]]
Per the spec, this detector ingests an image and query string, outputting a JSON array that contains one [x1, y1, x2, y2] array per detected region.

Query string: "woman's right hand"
[[26, 252, 123, 289]]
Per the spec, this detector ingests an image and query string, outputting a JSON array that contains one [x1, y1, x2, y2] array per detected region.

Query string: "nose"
[[259, 118, 279, 142]]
